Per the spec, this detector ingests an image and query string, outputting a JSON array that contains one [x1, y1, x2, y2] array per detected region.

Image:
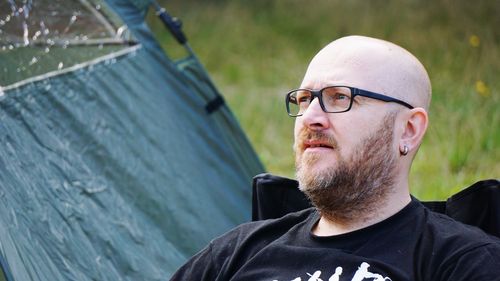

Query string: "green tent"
[[0, 0, 264, 280]]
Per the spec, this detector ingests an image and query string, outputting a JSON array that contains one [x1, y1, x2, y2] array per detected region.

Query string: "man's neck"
[[312, 191, 412, 236]]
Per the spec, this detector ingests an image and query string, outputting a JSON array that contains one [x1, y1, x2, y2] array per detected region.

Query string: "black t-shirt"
[[171, 199, 500, 280]]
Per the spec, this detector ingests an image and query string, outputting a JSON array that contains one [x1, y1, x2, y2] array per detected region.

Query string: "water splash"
[[1, 0, 134, 87]]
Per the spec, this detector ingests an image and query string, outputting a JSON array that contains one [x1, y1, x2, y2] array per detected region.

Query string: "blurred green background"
[[148, 0, 499, 200]]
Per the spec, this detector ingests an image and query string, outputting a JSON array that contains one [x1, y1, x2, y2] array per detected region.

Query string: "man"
[[171, 36, 500, 280]]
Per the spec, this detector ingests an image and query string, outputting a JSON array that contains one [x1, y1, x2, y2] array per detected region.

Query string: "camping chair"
[[252, 173, 500, 238]]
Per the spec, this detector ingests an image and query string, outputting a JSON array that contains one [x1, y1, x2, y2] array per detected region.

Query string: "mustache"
[[295, 128, 338, 151]]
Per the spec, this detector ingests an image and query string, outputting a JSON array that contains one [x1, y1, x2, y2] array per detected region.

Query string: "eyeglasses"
[[285, 86, 414, 117]]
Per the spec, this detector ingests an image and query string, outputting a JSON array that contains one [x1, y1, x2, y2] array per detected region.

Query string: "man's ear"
[[399, 108, 428, 155]]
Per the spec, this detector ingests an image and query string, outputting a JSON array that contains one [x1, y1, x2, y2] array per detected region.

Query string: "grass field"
[[148, 0, 499, 200]]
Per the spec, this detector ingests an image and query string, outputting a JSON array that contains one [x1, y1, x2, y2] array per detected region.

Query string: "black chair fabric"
[[252, 173, 500, 238]]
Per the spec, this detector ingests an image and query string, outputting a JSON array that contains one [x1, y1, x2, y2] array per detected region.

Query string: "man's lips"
[[296, 129, 338, 153], [303, 140, 334, 150]]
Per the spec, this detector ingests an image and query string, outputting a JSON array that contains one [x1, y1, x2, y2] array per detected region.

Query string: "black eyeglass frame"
[[285, 86, 414, 117]]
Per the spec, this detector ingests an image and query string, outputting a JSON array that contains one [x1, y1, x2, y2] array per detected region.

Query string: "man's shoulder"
[[219, 207, 316, 238], [414, 204, 500, 280], [422, 205, 499, 243], [417, 203, 500, 263], [170, 208, 318, 280], [210, 207, 316, 251]]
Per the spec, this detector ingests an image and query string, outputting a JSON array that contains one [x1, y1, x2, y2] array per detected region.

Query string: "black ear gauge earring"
[[400, 145, 409, 156]]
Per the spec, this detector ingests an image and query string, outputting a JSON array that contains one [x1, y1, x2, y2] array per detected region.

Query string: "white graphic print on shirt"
[[273, 262, 392, 281]]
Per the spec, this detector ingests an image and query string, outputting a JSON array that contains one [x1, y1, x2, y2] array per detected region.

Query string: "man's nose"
[[300, 98, 330, 130]]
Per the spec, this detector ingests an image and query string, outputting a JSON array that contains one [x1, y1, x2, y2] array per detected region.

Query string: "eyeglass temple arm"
[[356, 89, 414, 109]]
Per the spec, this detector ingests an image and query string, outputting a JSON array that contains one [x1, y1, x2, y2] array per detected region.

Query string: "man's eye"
[[335, 93, 349, 100], [298, 96, 310, 103], [325, 93, 349, 102]]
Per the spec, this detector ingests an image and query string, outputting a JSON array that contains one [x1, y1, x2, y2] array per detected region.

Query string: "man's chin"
[[296, 165, 335, 193], [297, 154, 337, 172]]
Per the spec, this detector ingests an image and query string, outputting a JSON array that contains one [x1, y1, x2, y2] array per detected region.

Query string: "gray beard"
[[295, 112, 398, 224]]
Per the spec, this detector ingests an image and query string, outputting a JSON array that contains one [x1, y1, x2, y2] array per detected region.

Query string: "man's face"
[[293, 85, 398, 184]]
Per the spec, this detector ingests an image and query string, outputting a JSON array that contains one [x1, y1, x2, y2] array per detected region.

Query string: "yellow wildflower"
[[469, 35, 480, 47], [475, 80, 490, 97]]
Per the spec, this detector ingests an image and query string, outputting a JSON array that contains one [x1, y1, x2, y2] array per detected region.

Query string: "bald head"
[[302, 36, 431, 110]]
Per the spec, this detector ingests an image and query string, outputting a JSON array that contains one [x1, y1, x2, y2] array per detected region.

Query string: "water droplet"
[[29, 57, 38, 65], [96, 4, 101, 10], [5, 15, 11, 22], [22, 4, 31, 18], [32, 30, 41, 40], [58, 62, 64, 69], [44, 47, 50, 53], [44, 84, 52, 91], [117, 26, 127, 38], [67, 89, 75, 98], [69, 15, 77, 25], [1, 46, 6, 51], [0, 20, 5, 26], [22, 21, 29, 46], [8, 45, 14, 50]]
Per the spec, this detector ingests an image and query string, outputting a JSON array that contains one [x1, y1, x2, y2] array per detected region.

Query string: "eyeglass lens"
[[288, 86, 352, 115]]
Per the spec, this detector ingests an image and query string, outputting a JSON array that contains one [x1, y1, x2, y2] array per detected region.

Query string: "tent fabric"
[[0, 0, 264, 280]]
